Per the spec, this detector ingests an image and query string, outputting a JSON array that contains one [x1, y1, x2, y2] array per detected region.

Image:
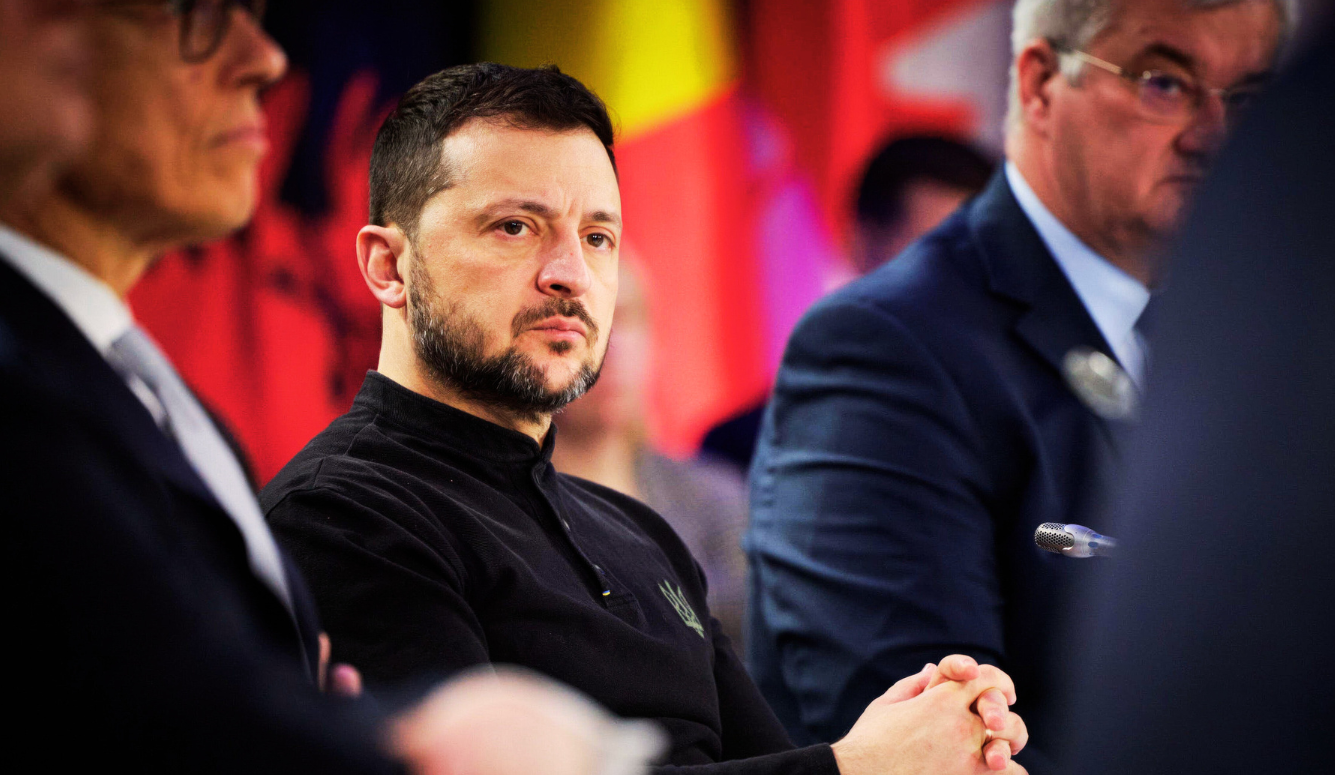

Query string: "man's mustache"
[[511, 298, 600, 343]]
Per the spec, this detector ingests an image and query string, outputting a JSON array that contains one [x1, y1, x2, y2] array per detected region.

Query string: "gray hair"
[[1005, 0, 1298, 131]]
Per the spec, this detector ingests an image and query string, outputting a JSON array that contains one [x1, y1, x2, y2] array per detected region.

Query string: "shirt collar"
[[356, 371, 556, 466], [1005, 162, 1150, 360], [0, 224, 134, 355]]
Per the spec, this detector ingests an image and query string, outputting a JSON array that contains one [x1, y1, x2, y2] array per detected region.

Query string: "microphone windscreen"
[[1035, 523, 1075, 552]]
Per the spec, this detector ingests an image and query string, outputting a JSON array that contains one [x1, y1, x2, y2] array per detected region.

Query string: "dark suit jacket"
[[1065, 21, 1335, 774], [745, 171, 1121, 768], [0, 260, 393, 772]]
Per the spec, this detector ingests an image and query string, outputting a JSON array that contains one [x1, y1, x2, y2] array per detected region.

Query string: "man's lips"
[[213, 120, 269, 152], [528, 317, 589, 342]]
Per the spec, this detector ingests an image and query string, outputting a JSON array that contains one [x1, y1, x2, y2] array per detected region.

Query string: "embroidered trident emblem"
[[659, 581, 705, 639]]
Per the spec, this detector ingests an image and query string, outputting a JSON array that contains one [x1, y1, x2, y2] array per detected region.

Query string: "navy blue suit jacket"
[[746, 171, 1120, 767], [1065, 21, 1335, 774], [0, 260, 393, 772]]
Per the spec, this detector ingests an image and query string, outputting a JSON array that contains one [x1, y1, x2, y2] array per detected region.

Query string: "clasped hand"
[[831, 655, 1029, 775]]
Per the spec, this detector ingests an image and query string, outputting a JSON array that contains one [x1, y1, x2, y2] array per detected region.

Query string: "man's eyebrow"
[[474, 199, 559, 224], [1233, 69, 1275, 88], [474, 200, 621, 228], [588, 210, 622, 228], [1134, 42, 1273, 87], [1135, 42, 1197, 72]]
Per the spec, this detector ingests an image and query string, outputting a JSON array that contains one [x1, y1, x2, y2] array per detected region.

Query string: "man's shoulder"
[[260, 407, 395, 509], [793, 209, 998, 351]]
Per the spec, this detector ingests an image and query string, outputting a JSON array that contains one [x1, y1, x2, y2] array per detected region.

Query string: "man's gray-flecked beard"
[[408, 259, 602, 423]]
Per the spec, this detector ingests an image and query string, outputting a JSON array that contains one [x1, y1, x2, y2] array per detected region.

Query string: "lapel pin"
[[1062, 347, 1138, 421]]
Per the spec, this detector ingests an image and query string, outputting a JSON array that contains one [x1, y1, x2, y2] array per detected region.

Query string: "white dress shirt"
[[1005, 162, 1152, 386]]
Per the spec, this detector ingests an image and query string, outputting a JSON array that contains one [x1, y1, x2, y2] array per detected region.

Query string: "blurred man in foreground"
[[1066, 14, 1335, 772], [746, 0, 1290, 768], [264, 62, 1030, 775], [0, 3, 648, 771]]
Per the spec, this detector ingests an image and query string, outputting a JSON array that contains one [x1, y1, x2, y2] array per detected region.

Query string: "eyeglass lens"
[[177, 0, 267, 62]]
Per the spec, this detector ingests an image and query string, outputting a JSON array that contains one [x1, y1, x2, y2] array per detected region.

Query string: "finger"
[[973, 688, 1010, 731], [331, 664, 364, 698], [881, 663, 935, 703], [925, 655, 979, 689], [318, 633, 331, 691], [983, 738, 1013, 771], [988, 708, 1029, 755], [935, 654, 980, 683], [969, 664, 1017, 705]]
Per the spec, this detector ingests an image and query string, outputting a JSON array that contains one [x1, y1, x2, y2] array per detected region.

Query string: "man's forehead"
[[437, 128, 616, 213], [1098, 0, 1282, 75], [444, 120, 612, 172]]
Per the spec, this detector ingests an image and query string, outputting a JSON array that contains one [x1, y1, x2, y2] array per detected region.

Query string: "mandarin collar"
[[355, 371, 556, 465]]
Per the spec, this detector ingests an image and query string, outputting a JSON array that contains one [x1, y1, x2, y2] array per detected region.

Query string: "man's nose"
[[1178, 91, 1229, 159], [537, 232, 592, 298], [220, 7, 289, 88]]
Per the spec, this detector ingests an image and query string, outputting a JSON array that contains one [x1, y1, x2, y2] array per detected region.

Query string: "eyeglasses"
[[1058, 48, 1262, 124], [103, 0, 267, 63], [175, 0, 266, 62]]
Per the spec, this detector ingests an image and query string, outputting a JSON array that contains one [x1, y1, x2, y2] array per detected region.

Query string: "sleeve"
[[747, 297, 1004, 745], [265, 479, 491, 692], [651, 609, 842, 775], [650, 746, 839, 775]]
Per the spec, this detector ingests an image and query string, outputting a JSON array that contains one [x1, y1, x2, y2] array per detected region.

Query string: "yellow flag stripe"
[[479, 0, 736, 139]]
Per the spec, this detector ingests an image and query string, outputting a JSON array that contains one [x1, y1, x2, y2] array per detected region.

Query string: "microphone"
[[1034, 523, 1117, 558]]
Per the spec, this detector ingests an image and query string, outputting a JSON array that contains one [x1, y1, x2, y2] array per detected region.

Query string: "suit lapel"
[[969, 172, 1126, 441], [0, 259, 316, 675], [0, 260, 221, 506]]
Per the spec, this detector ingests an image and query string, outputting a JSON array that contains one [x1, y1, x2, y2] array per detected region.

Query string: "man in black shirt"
[[264, 63, 1029, 775], [1, 5, 639, 773]]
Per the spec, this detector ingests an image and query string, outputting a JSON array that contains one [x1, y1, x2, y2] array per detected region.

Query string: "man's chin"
[[539, 370, 591, 398], [168, 192, 259, 248], [1147, 188, 1194, 233]]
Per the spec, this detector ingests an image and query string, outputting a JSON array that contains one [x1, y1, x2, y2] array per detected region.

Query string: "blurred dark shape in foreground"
[[1062, 14, 1335, 774]]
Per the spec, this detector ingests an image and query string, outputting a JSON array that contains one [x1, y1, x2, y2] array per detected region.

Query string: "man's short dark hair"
[[369, 62, 616, 239], [854, 135, 994, 229]]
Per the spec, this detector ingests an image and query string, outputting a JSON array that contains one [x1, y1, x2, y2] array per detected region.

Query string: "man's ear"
[[1016, 39, 1063, 135], [357, 224, 410, 309]]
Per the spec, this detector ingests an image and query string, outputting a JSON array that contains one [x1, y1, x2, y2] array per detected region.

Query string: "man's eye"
[[586, 233, 607, 248], [1143, 72, 1189, 99], [1226, 89, 1261, 114], [500, 221, 526, 236]]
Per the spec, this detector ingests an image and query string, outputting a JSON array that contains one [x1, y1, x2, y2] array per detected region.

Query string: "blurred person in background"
[[849, 135, 996, 275], [0, 2, 645, 772], [701, 133, 994, 474], [265, 62, 1032, 775], [745, 0, 1290, 770], [0, 0, 92, 206], [552, 259, 750, 647]]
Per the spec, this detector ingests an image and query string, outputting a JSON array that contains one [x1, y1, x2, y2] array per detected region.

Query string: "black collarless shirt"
[[262, 373, 837, 774]]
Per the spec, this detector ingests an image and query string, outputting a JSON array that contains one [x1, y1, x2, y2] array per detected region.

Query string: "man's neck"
[[376, 341, 554, 445], [0, 191, 157, 299], [1008, 142, 1156, 287], [550, 430, 642, 498]]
